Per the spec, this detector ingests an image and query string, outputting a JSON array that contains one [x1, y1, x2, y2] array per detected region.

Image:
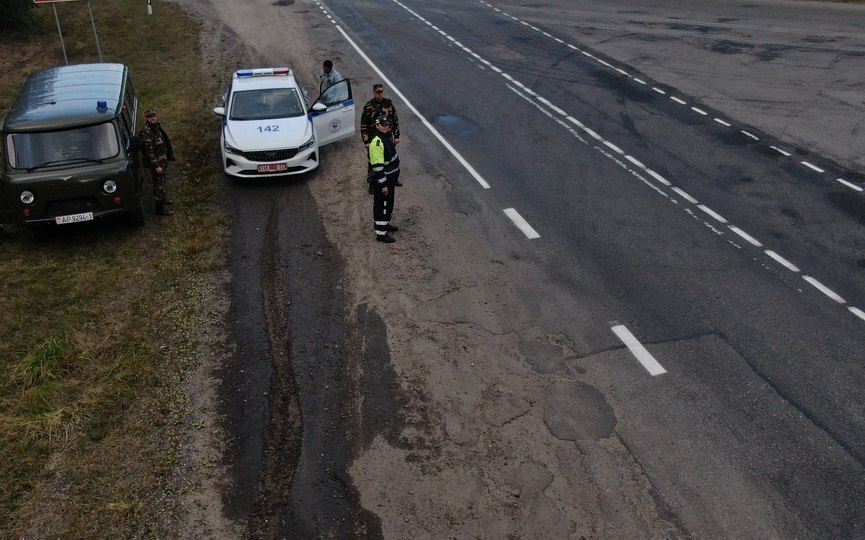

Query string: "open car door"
[[310, 78, 356, 146]]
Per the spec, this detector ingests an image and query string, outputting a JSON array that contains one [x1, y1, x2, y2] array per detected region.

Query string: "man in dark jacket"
[[368, 114, 400, 243]]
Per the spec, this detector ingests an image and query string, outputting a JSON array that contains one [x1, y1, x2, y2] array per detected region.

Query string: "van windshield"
[[6, 122, 120, 170]]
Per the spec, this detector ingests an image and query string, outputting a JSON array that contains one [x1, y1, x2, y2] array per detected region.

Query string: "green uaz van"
[[0, 63, 146, 232]]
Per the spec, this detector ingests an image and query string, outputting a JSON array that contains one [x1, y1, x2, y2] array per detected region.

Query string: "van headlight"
[[224, 141, 239, 155], [299, 134, 315, 152], [103, 180, 118, 194], [20, 191, 35, 205]]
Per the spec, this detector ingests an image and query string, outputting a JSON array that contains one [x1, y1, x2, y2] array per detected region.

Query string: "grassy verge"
[[0, 0, 225, 536]]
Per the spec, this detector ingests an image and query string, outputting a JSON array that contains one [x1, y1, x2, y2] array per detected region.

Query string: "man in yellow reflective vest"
[[368, 114, 400, 243]]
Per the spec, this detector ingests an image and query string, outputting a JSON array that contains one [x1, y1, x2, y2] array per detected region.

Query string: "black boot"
[[156, 202, 174, 216]]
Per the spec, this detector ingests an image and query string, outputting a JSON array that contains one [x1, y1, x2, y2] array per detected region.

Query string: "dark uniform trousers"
[[369, 131, 400, 237], [373, 163, 399, 237], [140, 123, 174, 203]]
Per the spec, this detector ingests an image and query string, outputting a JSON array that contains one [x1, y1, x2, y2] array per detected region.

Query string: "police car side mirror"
[[213, 106, 226, 116], [311, 103, 327, 112], [128, 135, 141, 153]]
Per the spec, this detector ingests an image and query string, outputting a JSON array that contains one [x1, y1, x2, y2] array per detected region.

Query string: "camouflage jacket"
[[139, 122, 175, 169], [360, 97, 400, 144]]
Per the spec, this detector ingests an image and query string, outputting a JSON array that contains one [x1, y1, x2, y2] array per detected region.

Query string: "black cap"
[[375, 114, 390, 126]]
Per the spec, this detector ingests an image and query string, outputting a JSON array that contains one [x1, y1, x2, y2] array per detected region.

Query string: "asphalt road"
[[192, 0, 865, 537], [318, 0, 865, 537]]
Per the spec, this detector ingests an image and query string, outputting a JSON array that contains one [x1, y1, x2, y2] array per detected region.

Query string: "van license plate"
[[258, 163, 288, 173], [56, 212, 94, 225]]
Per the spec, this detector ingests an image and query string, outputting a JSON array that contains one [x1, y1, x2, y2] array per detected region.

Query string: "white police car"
[[213, 67, 355, 177]]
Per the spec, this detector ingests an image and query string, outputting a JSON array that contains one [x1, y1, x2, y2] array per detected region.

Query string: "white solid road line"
[[611, 325, 667, 376], [503, 208, 541, 239], [332, 23, 491, 189]]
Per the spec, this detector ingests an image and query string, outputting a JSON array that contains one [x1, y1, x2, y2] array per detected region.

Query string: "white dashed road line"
[[728, 226, 763, 247], [803, 276, 846, 304], [801, 161, 825, 174], [698, 204, 728, 224], [503, 208, 541, 239], [611, 325, 667, 376], [837, 178, 864, 192], [765, 250, 800, 273], [671, 187, 698, 204]]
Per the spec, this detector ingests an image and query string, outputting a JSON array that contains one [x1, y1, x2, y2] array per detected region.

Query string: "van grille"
[[45, 198, 100, 217]]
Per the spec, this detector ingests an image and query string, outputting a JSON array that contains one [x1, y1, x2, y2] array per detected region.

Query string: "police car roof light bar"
[[235, 67, 292, 79]]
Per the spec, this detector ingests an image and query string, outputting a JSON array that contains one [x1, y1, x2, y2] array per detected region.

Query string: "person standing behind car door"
[[319, 59, 343, 95], [368, 114, 400, 243], [139, 107, 175, 216]]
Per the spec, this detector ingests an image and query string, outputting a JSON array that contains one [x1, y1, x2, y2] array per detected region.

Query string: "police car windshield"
[[230, 88, 305, 120], [6, 122, 120, 170]]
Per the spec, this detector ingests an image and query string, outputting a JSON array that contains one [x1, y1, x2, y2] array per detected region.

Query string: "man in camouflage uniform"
[[361, 84, 402, 185], [139, 107, 175, 216]]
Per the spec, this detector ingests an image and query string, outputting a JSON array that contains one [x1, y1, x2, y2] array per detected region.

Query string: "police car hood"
[[224, 116, 312, 151]]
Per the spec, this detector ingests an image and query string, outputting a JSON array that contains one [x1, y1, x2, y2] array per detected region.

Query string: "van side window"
[[121, 79, 137, 137]]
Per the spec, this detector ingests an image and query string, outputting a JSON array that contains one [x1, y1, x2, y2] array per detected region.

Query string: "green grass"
[[0, 1, 226, 536]]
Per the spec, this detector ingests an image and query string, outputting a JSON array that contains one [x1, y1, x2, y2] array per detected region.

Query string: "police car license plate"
[[258, 163, 288, 173], [55, 212, 94, 225]]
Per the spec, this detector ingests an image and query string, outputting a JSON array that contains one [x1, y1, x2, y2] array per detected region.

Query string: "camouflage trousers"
[[149, 169, 170, 202]]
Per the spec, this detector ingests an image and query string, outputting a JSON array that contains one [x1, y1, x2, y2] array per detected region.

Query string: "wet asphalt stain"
[[826, 191, 865, 225], [273, 0, 294, 5], [708, 39, 754, 55], [432, 114, 481, 138], [668, 22, 718, 34]]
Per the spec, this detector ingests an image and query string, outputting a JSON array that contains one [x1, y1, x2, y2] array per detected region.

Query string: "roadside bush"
[[0, 0, 32, 31]]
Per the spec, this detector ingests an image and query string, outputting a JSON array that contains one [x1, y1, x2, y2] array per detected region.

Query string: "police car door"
[[310, 79, 355, 146]]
